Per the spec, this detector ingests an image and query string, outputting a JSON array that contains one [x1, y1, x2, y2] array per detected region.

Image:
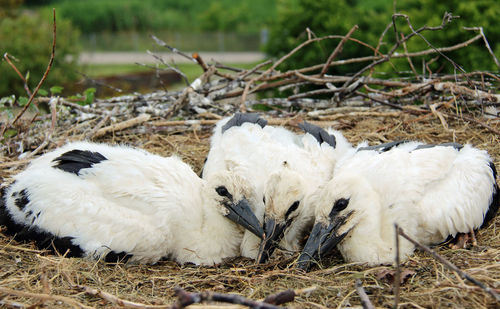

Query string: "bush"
[[0, 10, 80, 98], [265, 0, 500, 75], [53, 0, 276, 34]]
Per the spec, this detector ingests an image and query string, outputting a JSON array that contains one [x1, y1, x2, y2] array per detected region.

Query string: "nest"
[[1, 11, 500, 308]]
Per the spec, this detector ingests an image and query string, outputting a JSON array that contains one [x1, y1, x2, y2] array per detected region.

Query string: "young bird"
[[0, 142, 263, 265], [202, 113, 356, 261], [297, 143, 499, 270]]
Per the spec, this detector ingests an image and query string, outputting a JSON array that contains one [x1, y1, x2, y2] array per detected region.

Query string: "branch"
[[93, 114, 151, 138], [170, 288, 284, 309], [0, 286, 92, 309], [320, 25, 359, 77], [75, 285, 169, 309], [396, 226, 500, 302], [150, 35, 196, 63], [355, 280, 376, 309], [11, 9, 57, 127], [3, 53, 32, 97], [463, 27, 500, 69]]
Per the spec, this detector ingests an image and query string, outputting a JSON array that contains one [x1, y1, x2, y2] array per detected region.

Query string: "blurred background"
[[1, 0, 499, 99]]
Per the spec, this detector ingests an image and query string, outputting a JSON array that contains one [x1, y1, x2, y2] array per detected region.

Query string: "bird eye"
[[285, 200, 300, 219], [331, 198, 349, 214], [263, 196, 266, 204], [215, 186, 232, 199]]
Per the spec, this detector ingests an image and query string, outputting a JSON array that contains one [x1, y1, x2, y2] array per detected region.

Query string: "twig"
[[263, 286, 317, 305], [396, 226, 500, 302], [320, 25, 359, 77], [3, 53, 33, 97], [24, 97, 59, 158], [443, 111, 500, 136], [9, 9, 57, 128], [341, 12, 460, 95], [163, 87, 193, 120], [239, 60, 272, 79], [93, 114, 151, 138], [146, 50, 190, 86], [355, 280, 375, 309], [463, 27, 500, 69], [151, 35, 196, 63], [0, 299, 28, 308], [85, 106, 118, 139], [170, 287, 284, 309], [401, 33, 419, 79], [75, 285, 169, 309], [394, 224, 401, 309], [0, 286, 92, 309]]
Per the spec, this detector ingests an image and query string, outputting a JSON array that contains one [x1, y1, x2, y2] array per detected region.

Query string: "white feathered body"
[[322, 144, 497, 265], [203, 118, 355, 256], [2, 142, 244, 265]]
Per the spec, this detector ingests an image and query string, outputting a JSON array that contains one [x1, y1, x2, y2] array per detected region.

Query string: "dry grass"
[[1, 110, 499, 308]]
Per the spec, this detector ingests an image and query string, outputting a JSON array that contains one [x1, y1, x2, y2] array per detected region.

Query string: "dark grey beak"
[[224, 198, 264, 239], [256, 218, 288, 263], [296, 213, 351, 271]]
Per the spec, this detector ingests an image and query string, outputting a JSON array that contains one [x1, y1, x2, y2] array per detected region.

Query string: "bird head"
[[206, 171, 264, 239], [257, 167, 309, 263], [296, 174, 373, 271]]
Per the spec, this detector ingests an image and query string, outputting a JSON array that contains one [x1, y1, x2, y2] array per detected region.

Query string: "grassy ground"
[[78, 62, 263, 95]]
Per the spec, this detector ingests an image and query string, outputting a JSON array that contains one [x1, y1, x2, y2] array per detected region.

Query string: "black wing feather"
[[481, 162, 499, 228], [221, 113, 267, 133], [413, 142, 463, 151], [52, 149, 107, 175], [357, 140, 409, 153], [298, 121, 336, 148]]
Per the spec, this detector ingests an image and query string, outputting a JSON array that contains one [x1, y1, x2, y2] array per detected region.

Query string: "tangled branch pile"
[[0, 12, 499, 309]]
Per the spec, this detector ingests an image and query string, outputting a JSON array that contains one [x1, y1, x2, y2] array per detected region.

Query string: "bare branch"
[[150, 35, 196, 63], [355, 280, 376, 309], [2, 8, 57, 139], [396, 226, 500, 302]]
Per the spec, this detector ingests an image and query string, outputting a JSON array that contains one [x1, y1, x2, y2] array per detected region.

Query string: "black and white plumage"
[[0, 142, 264, 265], [202, 114, 356, 261], [297, 143, 499, 270]]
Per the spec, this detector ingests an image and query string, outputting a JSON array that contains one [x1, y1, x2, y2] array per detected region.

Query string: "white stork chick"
[[0, 142, 264, 265], [297, 143, 499, 270], [202, 113, 356, 261]]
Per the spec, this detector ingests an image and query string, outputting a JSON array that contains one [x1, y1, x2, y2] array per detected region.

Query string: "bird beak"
[[296, 212, 352, 271], [224, 198, 264, 239], [256, 218, 288, 263]]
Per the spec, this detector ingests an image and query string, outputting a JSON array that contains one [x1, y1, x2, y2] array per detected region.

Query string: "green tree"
[[399, 0, 500, 72], [0, 10, 81, 97], [265, 0, 500, 75], [265, 0, 392, 75]]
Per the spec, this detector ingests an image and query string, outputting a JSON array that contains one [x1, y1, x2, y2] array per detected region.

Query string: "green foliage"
[[52, 0, 276, 34], [0, 10, 81, 97], [398, 0, 500, 72], [266, 0, 392, 75], [266, 0, 500, 75], [68, 87, 96, 106]]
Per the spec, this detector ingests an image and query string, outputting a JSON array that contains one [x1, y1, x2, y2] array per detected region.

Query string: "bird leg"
[[449, 230, 477, 249]]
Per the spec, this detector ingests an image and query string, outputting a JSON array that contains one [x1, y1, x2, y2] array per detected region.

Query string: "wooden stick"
[[0, 286, 92, 309], [3, 53, 32, 97], [76, 285, 169, 309], [355, 280, 375, 309], [320, 25, 359, 77], [10, 9, 57, 127], [94, 114, 151, 138], [170, 288, 283, 309], [396, 226, 500, 302], [394, 224, 401, 309]]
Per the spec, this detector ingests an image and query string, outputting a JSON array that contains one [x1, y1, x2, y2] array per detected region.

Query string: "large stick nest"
[[1, 12, 499, 308]]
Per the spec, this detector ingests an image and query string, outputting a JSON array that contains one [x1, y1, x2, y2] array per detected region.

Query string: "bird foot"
[[449, 231, 477, 249]]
